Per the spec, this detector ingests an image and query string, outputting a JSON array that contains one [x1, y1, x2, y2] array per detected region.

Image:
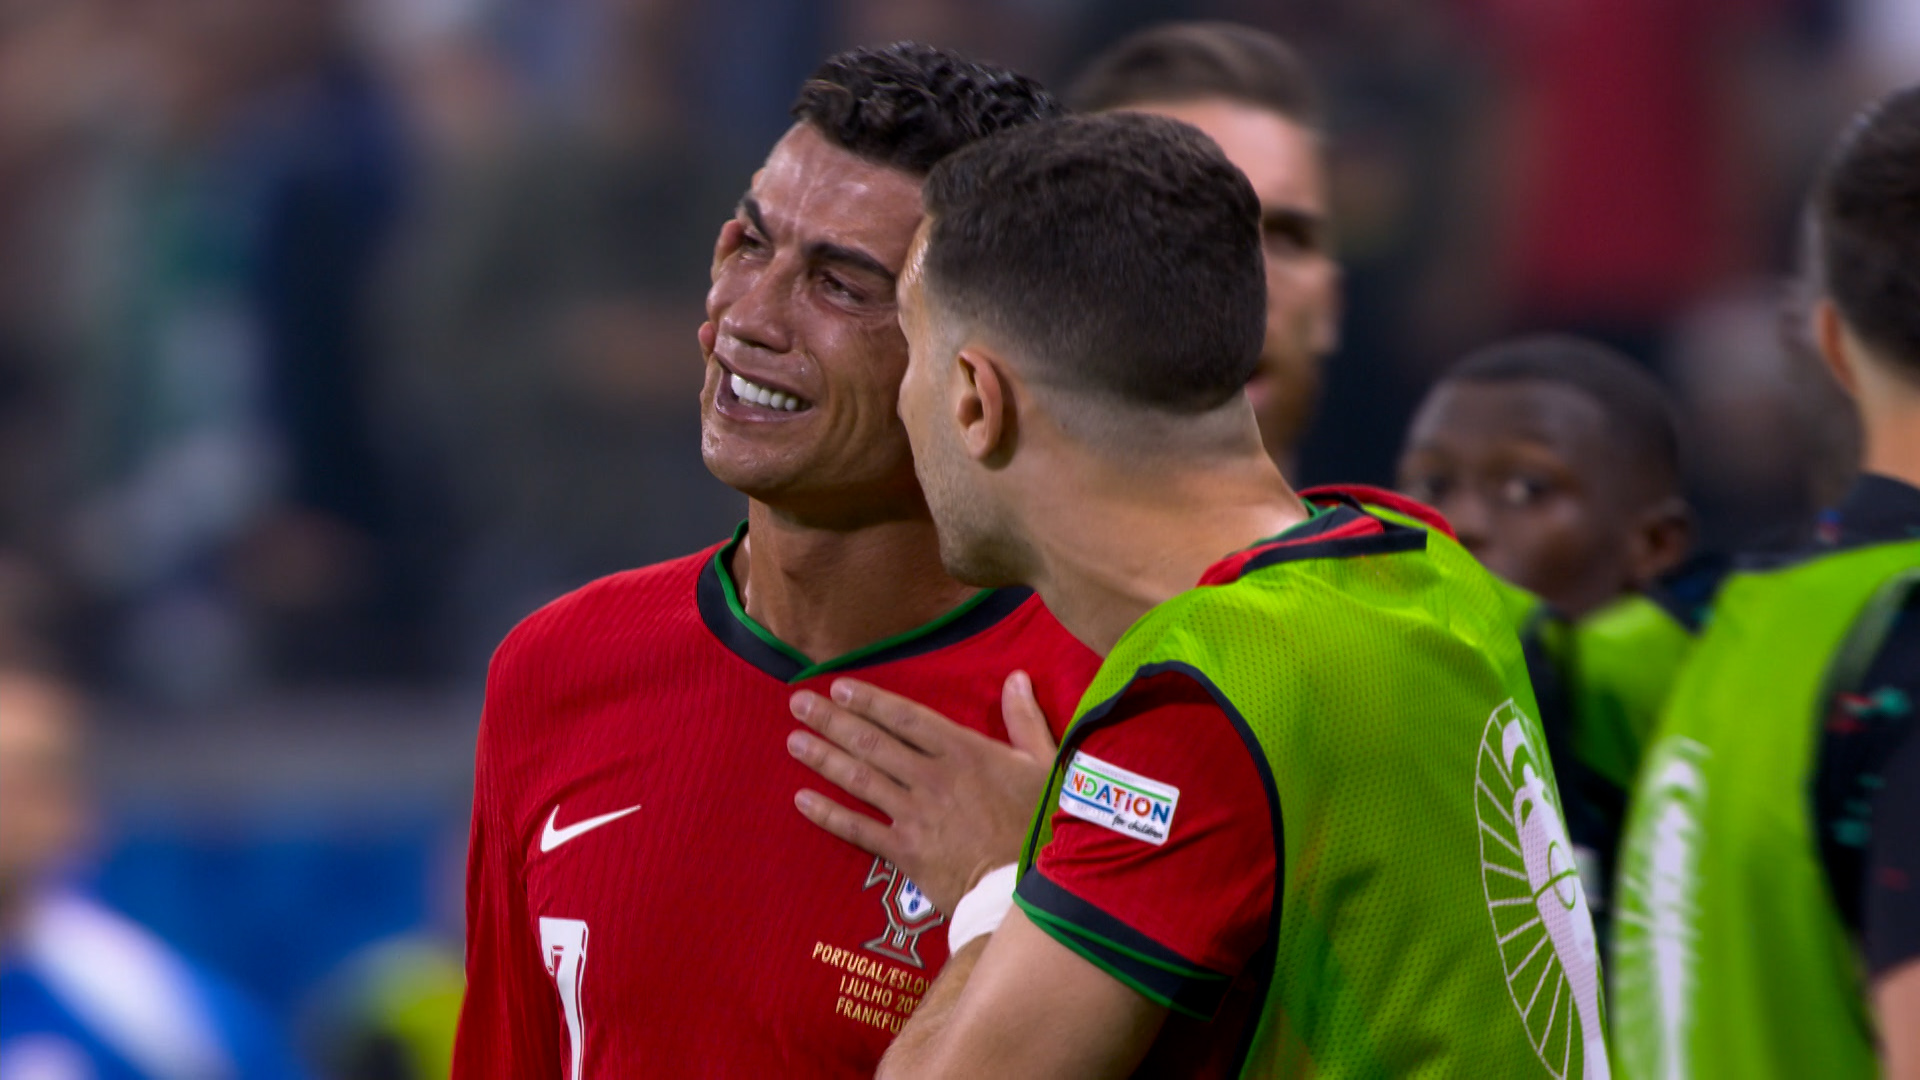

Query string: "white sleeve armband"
[[947, 863, 1019, 956]]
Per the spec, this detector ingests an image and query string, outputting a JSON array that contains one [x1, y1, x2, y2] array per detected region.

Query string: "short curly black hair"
[[791, 42, 1062, 176], [1814, 85, 1920, 378], [1438, 334, 1684, 498]]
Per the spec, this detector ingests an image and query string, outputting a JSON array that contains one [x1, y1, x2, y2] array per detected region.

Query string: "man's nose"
[[1443, 493, 1493, 557], [711, 259, 795, 356]]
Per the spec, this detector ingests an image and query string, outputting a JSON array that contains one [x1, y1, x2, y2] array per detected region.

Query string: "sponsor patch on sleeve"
[[1059, 751, 1180, 846]]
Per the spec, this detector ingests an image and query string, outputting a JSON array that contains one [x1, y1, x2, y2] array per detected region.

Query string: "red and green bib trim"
[[1199, 486, 1442, 588]]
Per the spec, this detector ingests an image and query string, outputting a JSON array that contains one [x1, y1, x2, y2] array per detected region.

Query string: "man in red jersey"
[[451, 43, 1096, 1079]]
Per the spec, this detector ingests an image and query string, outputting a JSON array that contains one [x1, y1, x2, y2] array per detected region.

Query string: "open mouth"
[[726, 370, 810, 413]]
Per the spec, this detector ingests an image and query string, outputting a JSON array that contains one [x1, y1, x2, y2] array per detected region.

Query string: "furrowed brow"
[[740, 193, 897, 286], [807, 242, 896, 286], [740, 195, 772, 238]]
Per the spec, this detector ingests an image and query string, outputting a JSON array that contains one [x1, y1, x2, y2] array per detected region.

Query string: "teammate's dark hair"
[[1812, 85, 1920, 378], [1439, 335, 1684, 497], [791, 42, 1062, 177], [1069, 22, 1322, 129], [921, 112, 1265, 413]]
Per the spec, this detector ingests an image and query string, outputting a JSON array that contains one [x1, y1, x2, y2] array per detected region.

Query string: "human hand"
[[788, 671, 1057, 914]]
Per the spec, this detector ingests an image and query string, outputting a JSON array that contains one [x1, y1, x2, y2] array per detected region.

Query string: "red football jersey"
[[454, 530, 1100, 1078]]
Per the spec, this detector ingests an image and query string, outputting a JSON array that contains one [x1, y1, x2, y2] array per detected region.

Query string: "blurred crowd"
[[2, 0, 1915, 697], [1, 0, 1917, 1074]]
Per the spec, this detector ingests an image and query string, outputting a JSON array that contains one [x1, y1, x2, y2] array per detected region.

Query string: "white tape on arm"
[[947, 863, 1019, 956]]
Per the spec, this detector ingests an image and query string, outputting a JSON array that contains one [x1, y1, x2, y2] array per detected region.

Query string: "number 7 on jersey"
[[540, 917, 590, 1079]]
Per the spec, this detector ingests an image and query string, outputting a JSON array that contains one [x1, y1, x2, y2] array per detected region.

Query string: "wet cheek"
[[823, 332, 906, 426]]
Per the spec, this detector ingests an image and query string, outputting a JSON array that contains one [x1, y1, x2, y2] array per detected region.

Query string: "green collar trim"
[[704, 521, 1020, 683]]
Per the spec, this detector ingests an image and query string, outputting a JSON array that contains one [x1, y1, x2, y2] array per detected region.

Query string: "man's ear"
[[954, 346, 1016, 466], [1624, 496, 1694, 591], [1815, 298, 1859, 399]]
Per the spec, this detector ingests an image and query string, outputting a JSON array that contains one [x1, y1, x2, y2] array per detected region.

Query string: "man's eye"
[[1499, 476, 1550, 507], [1402, 475, 1448, 503], [821, 273, 864, 302], [1265, 228, 1310, 257], [1263, 215, 1321, 258]]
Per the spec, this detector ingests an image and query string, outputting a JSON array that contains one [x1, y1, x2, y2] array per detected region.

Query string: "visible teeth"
[[729, 372, 805, 412]]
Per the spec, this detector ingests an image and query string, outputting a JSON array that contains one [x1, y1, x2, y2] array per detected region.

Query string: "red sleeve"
[[453, 642, 565, 1078], [1017, 670, 1277, 1018]]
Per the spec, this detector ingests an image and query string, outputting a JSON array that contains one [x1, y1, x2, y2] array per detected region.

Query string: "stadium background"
[[0, 0, 1915, 1070]]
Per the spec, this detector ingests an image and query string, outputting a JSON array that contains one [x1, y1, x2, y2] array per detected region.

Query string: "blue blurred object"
[[90, 815, 447, 1026], [0, 889, 308, 1080]]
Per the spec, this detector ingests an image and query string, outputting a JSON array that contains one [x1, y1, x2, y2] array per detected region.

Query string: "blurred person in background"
[[1070, 22, 1339, 477], [7, 0, 429, 698], [1398, 336, 1693, 622], [453, 43, 1100, 1078], [391, 0, 750, 667], [300, 817, 467, 1080], [0, 655, 307, 1079], [0, 1, 124, 575], [1396, 334, 1700, 940], [1430, 0, 1829, 554], [1610, 86, 1920, 1080]]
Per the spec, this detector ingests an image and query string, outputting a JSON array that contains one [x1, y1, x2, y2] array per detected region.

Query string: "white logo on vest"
[[1476, 699, 1611, 1079], [1612, 736, 1710, 1080]]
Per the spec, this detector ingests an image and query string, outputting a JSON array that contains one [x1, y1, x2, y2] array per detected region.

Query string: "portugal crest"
[[862, 857, 946, 968]]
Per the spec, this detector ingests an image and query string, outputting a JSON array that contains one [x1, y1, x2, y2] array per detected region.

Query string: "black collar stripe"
[[1236, 507, 1429, 575], [695, 548, 1034, 683]]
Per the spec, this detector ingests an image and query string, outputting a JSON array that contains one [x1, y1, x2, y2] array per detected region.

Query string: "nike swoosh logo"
[[540, 803, 643, 853]]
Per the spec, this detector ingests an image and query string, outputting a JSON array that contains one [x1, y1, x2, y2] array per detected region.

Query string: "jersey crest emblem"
[[862, 857, 946, 968], [1475, 699, 1611, 1079]]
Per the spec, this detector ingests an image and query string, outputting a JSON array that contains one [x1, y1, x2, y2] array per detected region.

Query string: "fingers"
[[786, 725, 910, 819], [794, 789, 898, 863], [1001, 670, 1058, 760], [791, 689, 928, 783], [821, 679, 953, 756]]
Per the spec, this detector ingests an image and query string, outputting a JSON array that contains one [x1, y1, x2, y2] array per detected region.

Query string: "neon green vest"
[[1489, 581, 1700, 945], [1490, 582, 1696, 797], [1483, 583, 1694, 791], [1611, 539, 1920, 1079], [1568, 596, 1697, 794], [1022, 506, 1610, 1078]]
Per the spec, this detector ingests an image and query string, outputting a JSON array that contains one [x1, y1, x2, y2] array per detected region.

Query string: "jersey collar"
[[1816, 473, 1920, 549], [696, 521, 1034, 683], [1198, 488, 1435, 587]]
